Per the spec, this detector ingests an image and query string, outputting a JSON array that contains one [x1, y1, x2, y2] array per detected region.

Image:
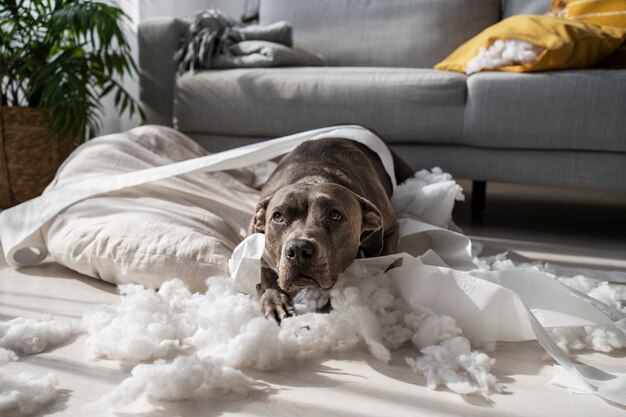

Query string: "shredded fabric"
[[465, 39, 544, 75], [549, 364, 593, 395], [557, 276, 625, 314], [475, 253, 626, 354]]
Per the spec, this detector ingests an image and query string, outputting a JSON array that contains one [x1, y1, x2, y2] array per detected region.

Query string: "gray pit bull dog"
[[249, 138, 414, 322]]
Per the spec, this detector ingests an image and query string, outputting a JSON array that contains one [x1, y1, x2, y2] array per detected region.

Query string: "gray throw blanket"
[[176, 9, 325, 73]]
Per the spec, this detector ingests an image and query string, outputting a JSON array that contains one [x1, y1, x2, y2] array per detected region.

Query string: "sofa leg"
[[471, 180, 486, 217]]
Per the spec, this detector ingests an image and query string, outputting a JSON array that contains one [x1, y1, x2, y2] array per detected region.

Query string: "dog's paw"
[[260, 288, 294, 323]]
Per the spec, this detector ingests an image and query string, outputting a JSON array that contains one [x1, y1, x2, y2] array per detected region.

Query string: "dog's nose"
[[285, 239, 316, 263]]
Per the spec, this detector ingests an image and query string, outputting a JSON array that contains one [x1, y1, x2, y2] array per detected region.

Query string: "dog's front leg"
[[256, 262, 294, 323]]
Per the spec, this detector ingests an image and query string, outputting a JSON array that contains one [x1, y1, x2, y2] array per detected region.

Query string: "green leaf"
[[2, 0, 141, 139]]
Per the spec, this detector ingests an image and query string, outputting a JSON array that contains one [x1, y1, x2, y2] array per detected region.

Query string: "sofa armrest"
[[139, 17, 188, 126]]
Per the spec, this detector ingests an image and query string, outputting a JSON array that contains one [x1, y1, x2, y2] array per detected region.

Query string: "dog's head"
[[252, 183, 384, 292]]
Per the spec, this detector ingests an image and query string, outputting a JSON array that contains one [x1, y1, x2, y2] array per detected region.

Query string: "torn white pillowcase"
[[0, 125, 624, 405], [38, 128, 263, 292]]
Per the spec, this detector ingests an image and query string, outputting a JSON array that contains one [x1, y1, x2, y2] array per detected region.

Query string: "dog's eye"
[[328, 209, 342, 221], [272, 211, 284, 223]]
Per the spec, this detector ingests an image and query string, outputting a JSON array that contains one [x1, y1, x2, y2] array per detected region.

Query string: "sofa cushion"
[[258, 0, 501, 68], [464, 70, 626, 152], [174, 67, 467, 144], [502, 0, 551, 18]]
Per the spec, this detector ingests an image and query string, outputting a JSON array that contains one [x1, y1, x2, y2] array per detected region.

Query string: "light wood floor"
[[1, 181, 625, 417]]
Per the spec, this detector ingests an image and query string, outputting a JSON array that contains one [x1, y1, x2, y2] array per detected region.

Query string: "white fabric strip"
[[0, 125, 395, 268], [229, 228, 626, 407]]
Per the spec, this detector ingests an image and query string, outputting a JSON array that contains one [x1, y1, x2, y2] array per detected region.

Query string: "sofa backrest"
[[259, 0, 501, 68], [501, 0, 551, 18]]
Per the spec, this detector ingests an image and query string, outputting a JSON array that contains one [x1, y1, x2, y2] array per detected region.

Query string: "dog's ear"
[[355, 195, 384, 256], [251, 195, 273, 234]]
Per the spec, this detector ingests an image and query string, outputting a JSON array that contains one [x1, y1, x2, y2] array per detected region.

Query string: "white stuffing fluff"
[[0, 347, 59, 414], [0, 317, 75, 414], [406, 338, 503, 395], [0, 316, 76, 354], [475, 253, 626, 353], [557, 276, 625, 314], [0, 369, 59, 414], [0, 348, 17, 365], [550, 274, 626, 354], [548, 326, 626, 354], [392, 167, 464, 229], [84, 263, 504, 410], [84, 353, 253, 413], [465, 39, 544, 75], [82, 282, 197, 362]]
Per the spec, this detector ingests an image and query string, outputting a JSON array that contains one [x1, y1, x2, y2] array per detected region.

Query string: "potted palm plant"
[[0, 0, 143, 207]]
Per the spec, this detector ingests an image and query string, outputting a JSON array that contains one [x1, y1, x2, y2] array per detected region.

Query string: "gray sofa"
[[138, 0, 626, 209]]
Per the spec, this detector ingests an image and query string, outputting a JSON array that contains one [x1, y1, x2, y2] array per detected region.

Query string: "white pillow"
[[43, 126, 266, 292]]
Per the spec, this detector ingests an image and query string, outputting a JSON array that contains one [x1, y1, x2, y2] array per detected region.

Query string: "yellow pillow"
[[552, 0, 626, 28], [435, 14, 626, 73], [552, 0, 626, 68]]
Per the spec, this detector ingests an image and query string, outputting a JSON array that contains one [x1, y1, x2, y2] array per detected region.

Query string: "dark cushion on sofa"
[[464, 70, 626, 152], [174, 67, 468, 144]]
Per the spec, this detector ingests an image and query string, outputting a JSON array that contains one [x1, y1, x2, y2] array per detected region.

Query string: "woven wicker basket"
[[0, 105, 76, 208]]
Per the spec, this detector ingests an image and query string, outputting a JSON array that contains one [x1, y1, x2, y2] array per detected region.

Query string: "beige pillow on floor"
[[43, 126, 265, 292]]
